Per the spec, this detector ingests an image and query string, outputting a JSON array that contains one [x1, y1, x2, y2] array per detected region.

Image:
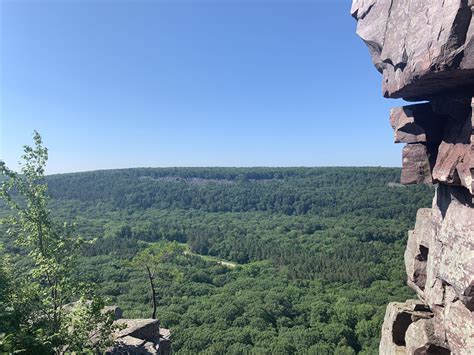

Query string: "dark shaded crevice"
[[357, 3, 375, 20], [414, 245, 429, 290], [392, 312, 413, 346], [463, 284, 474, 311], [425, 344, 451, 354]]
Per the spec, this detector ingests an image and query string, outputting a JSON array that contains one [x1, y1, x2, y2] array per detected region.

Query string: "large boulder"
[[378, 300, 441, 354], [108, 319, 171, 355], [115, 319, 160, 342], [352, 0, 474, 100]]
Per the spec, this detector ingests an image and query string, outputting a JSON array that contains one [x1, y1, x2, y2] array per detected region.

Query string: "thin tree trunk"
[[38, 222, 46, 257], [145, 265, 157, 319]]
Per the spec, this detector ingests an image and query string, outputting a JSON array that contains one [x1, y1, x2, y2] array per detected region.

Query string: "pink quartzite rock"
[[108, 319, 171, 355], [115, 319, 160, 341], [405, 208, 432, 298], [378, 300, 442, 355], [390, 97, 473, 191], [405, 318, 451, 355], [352, 0, 474, 100], [428, 185, 474, 311], [352, 1, 474, 353], [400, 144, 435, 185], [390, 104, 445, 144], [444, 301, 474, 353], [431, 98, 474, 193]]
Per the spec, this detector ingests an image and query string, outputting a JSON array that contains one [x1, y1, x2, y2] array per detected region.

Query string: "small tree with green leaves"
[[0, 131, 117, 353], [132, 241, 185, 319]]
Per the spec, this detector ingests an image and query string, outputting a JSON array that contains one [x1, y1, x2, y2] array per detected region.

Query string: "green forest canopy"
[[1, 167, 433, 354]]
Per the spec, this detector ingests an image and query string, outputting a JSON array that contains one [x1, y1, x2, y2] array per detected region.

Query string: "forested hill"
[[2, 167, 434, 354], [46, 167, 428, 220]]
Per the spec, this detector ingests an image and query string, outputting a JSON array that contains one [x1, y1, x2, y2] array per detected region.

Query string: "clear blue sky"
[[1, 0, 404, 174]]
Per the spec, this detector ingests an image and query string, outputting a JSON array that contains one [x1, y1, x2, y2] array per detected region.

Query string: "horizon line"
[[45, 165, 402, 176]]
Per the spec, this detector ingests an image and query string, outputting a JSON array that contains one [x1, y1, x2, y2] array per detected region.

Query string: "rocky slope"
[[352, 0, 474, 353]]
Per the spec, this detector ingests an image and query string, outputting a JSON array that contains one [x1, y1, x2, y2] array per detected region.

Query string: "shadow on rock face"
[[436, 184, 474, 218]]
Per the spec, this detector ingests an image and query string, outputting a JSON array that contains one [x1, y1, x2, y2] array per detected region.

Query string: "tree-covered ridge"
[[46, 167, 428, 219], [1, 167, 434, 354]]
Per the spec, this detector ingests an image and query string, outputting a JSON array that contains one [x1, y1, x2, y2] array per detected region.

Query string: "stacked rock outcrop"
[[352, 0, 473, 353], [110, 318, 171, 355], [104, 307, 171, 355], [64, 303, 171, 354]]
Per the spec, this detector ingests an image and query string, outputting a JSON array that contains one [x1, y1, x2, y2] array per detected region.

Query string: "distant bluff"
[[352, 0, 474, 354]]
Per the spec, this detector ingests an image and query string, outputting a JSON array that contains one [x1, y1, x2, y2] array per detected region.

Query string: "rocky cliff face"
[[352, 1, 474, 353]]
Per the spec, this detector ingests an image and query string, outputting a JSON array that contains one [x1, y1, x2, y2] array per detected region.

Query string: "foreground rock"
[[105, 310, 171, 355], [352, 0, 474, 353]]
